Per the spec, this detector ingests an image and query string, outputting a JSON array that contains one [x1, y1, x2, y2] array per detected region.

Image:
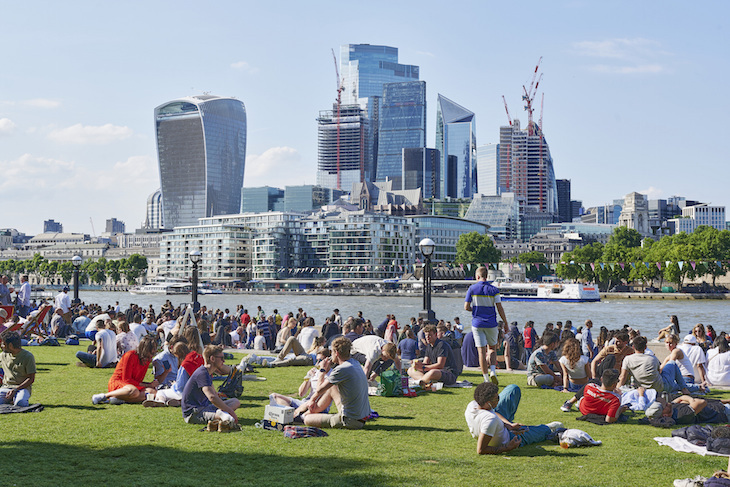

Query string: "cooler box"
[[264, 405, 295, 424]]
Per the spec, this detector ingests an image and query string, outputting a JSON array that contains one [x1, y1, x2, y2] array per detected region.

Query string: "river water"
[[73, 291, 730, 338]]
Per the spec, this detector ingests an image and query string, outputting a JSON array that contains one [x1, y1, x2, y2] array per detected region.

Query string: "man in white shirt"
[[464, 382, 557, 454], [76, 320, 118, 368], [16, 275, 31, 318], [54, 287, 72, 323], [678, 335, 708, 386]]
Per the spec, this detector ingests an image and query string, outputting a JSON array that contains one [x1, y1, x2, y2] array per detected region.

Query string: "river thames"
[[74, 290, 729, 339]]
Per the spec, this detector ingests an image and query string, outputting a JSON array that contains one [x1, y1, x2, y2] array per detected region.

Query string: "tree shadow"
[[364, 424, 462, 432], [41, 404, 98, 411]]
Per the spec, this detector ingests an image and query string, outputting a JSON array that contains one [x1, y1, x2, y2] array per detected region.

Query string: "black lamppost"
[[418, 238, 436, 324], [71, 255, 82, 305], [189, 250, 201, 312]]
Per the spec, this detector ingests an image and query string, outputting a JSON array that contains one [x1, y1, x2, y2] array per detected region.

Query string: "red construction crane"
[[501, 95, 512, 126], [522, 57, 543, 135], [331, 48, 344, 189]]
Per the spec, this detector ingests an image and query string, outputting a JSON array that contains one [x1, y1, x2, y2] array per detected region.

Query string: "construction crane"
[[501, 95, 512, 126], [522, 56, 543, 135], [331, 48, 344, 190], [89, 217, 96, 237]]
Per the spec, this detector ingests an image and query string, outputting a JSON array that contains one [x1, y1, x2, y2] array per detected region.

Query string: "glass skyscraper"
[[403, 148, 440, 199], [436, 95, 477, 199], [376, 81, 426, 189], [155, 95, 247, 228], [476, 144, 499, 196]]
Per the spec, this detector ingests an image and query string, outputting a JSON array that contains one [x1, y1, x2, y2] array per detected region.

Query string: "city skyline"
[[1, 1, 728, 235]]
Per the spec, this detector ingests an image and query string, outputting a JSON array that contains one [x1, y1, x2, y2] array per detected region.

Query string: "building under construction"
[[316, 103, 371, 191]]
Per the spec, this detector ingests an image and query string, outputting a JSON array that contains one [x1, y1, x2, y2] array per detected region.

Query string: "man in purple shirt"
[[464, 266, 509, 385]]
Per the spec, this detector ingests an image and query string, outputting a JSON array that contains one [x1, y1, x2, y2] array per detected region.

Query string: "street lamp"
[[418, 238, 436, 324], [71, 255, 82, 305], [189, 250, 201, 312]]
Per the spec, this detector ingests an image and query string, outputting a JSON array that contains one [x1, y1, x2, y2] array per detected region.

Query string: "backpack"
[[377, 368, 402, 397], [218, 367, 244, 399]]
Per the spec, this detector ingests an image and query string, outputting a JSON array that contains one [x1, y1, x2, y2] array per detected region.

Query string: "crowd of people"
[[1, 268, 729, 455]]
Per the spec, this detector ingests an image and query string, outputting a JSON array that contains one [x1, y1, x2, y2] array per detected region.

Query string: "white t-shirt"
[[558, 355, 589, 380], [352, 335, 387, 364], [298, 326, 320, 352], [464, 400, 510, 447], [87, 313, 110, 333], [95, 328, 118, 367], [707, 349, 730, 386], [678, 344, 707, 378], [253, 335, 266, 350], [129, 323, 147, 342]]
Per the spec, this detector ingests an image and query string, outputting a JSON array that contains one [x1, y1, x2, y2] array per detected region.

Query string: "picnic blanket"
[[445, 380, 473, 388], [0, 403, 44, 414], [655, 436, 730, 457]]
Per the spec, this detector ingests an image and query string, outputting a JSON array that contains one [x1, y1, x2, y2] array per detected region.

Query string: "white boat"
[[497, 282, 600, 302], [129, 281, 190, 295]]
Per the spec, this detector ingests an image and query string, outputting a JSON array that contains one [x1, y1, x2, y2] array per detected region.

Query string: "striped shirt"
[[465, 281, 501, 329]]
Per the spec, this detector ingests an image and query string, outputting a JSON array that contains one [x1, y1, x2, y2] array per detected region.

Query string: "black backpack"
[[218, 367, 244, 399]]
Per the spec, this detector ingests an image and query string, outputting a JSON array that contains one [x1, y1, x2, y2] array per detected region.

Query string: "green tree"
[[123, 254, 148, 285], [514, 251, 549, 281], [455, 232, 501, 264], [58, 261, 74, 284]]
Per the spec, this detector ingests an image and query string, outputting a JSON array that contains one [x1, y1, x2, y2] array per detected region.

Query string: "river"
[[71, 290, 730, 338]]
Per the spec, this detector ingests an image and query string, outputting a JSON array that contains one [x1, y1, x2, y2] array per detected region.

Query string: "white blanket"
[[654, 436, 729, 457]]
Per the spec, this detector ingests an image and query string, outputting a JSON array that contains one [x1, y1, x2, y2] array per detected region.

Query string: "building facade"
[[43, 219, 63, 233], [618, 192, 650, 236], [144, 189, 164, 230], [316, 104, 370, 191], [465, 193, 520, 240], [476, 143, 499, 196], [436, 95, 477, 199], [556, 179, 571, 223], [403, 148, 440, 199], [155, 95, 247, 228], [668, 204, 726, 234]]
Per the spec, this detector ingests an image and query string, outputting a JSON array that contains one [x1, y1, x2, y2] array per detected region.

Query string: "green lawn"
[[1, 345, 726, 487]]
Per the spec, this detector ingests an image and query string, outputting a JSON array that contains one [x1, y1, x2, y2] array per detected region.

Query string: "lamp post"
[[189, 250, 201, 312], [418, 238, 436, 324], [71, 255, 82, 305]]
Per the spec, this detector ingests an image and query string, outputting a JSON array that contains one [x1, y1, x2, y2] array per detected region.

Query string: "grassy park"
[[2, 344, 727, 487]]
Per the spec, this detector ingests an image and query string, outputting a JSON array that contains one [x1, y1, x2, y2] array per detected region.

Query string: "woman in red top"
[[91, 336, 158, 405]]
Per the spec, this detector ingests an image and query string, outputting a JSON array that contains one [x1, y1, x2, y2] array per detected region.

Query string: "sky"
[[1, 1, 728, 236]]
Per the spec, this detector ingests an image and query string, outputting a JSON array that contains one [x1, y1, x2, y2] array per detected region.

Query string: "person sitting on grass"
[[526, 331, 561, 387], [269, 336, 326, 367], [144, 341, 190, 408], [465, 381, 562, 455], [367, 342, 401, 381], [559, 338, 591, 393], [269, 348, 335, 420], [574, 368, 628, 423], [76, 319, 118, 368], [92, 336, 159, 405], [0, 331, 36, 407], [303, 337, 371, 430], [618, 336, 691, 396], [590, 330, 634, 380], [181, 344, 240, 431], [407, 324, 459, 388]]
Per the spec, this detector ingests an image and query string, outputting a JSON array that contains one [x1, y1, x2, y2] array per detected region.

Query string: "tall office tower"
[[556, 179, 572, 222], [571, 200, 583, 220], [241, 187, 285, 213], [376, 81, 426, 189], [144, 188, 164, 229], [498, 119, 557, 215], [43, 219, 63, 233], [403, 148, 440, 199], [155, 95, 247, 228], [436, 95, 477, 198], [476, 143, 499, 196], [340, 44, 419, 181], [105, 218, 125, 234], [316, 104, 370, 191], [618, 192, 650, 235]]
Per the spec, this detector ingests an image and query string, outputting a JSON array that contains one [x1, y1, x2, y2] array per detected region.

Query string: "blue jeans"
[[494, 384, 551, 447], [0, 387, 31, 407], [661, 362, 688, 393], [76, 351, 97, 368]]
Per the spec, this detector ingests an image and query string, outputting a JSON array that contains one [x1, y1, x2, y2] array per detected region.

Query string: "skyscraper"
[[144, 188, 164, 229], [403, 148, 440, 199], [556, 179, 572, 222], [339, 44, 419, 182], [498, 119, 557, 215], [155, 95, 247, 229], [476, 143, 499, 196], [376, 81, 426, 189], [316, 104, 370, 191], [436, 95, 477, 199]]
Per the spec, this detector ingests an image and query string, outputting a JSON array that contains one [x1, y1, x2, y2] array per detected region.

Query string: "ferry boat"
[[496, 282, 600, 302], [129, 281, 190, 295]]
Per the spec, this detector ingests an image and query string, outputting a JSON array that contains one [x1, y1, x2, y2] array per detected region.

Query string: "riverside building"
[[155, 95, 247, 228]]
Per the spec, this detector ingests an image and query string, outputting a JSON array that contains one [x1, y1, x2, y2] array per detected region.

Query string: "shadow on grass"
[[42, 404, 98, 411], [0, 441, 405, 486], [36, 362, 71, 366], [507, 446, 589, 457], [364, 424, 462, 432]]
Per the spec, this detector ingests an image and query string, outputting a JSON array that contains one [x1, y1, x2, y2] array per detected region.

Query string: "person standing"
[[54, 286, 72, 323], [16, 275, 31, 318], [464, 266, 509, 385], [581, 319, 595, 360], [0, 275, 15, 307]]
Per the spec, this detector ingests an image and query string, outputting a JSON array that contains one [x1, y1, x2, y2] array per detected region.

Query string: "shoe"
[[206, 419, 220, 432], [109, 397, 125, 405], [166, 399, 181, 407], [218, 420, 233, 433], [92, 393, 108, 405], [546, 421, 565, 433], [489, 373, 499, 386], [560, 400, 573, 412], [143, 399, 166, 408]]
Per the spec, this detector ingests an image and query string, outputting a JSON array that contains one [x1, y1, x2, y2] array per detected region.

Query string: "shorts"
[[183, 404, 218, 424], [326, 410, 366, 429], [473, 327, 499, 348], [439, 369, 457, 385]]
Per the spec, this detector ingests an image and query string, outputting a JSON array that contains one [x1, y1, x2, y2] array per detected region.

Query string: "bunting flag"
[[656, 262, 662, 270], [678, 261, 684, 270], [609, 263, 615, 271], [665, 261, 671, 269], [589, 263, 595, 272], [717, 261, 723, 268], [619, 262, 625, 270], [644, 262, 651, 270], [690, 261, 696, 270], [580, 264, 586, 270], [599, 263, 605, 270], [630, 262, 636, 270]]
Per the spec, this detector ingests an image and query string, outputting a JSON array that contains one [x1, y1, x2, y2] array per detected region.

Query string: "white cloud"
[[92, 155, 158, 190], [639, 186, 663, 200], [245, 147, 314, 186], [24, 98, 60, 109], [0, 153, 76, 190], [48, 123, 133, 144], [230, 61, 260, 74], [0, 118, 16, 135], [573, 38, 669, 75]]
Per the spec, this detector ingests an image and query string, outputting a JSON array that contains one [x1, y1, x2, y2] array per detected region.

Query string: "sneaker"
[[218, 420, 233, 433], [489, 373, 499, 386], [109, 397, 125, 405], [206, 419, 220, 432], [143, 399, 166, 408], [92, 393, 108, 405], [166, 399, 181, 407], [560, 400, 573, 412], [546, 421, 565, 433]]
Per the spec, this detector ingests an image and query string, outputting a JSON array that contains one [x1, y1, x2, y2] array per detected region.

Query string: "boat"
[[496, 282, 600, 302], [129, 281, 190, 295]]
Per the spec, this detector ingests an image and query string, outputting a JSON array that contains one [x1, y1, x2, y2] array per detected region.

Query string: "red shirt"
[[579, 383, 621, 418], [108, 350, 150, 391], [523, 328, 534, 348], [181, 351, 204, 376]]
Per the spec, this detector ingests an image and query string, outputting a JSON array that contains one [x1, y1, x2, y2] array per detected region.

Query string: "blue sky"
[[1, 1, 728, 235]]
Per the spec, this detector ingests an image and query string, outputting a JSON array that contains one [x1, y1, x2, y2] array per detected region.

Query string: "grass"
[[1, 345, 728, 487]]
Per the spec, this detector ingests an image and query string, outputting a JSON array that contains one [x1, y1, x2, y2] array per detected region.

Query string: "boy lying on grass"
[[465, 381, 562, 454]]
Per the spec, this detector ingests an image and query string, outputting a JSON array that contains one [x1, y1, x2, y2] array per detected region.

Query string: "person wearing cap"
[[678, 334, 708, 388], [54, 286, 72, 323]]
